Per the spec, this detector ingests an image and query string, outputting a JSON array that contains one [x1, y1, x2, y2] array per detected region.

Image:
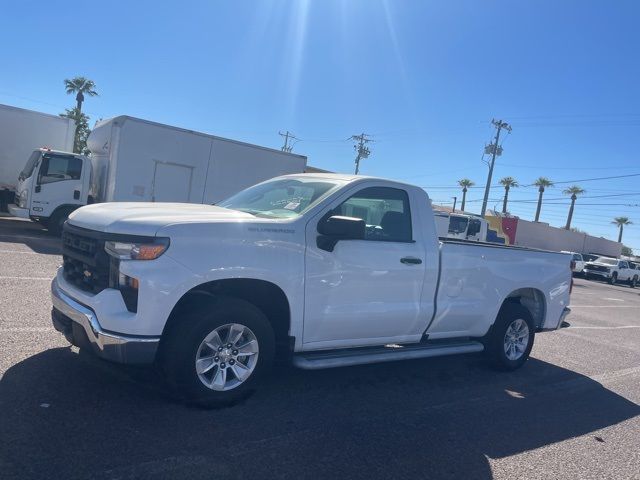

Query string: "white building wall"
[[513, 218, 621, 257]]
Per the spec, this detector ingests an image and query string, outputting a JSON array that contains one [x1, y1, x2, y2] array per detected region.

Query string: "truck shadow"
[[0, 217, 60, 255], [1, 348, 638, 479]]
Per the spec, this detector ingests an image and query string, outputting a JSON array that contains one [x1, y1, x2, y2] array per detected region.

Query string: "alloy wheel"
[[195, 323, 259, 391]]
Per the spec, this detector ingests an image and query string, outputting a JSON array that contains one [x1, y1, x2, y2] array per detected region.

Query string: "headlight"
[[18, 191, 26, 208], [104, 238, 169, 260]]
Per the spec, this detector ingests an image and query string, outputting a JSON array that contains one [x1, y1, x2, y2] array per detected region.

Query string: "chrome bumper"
[[51, 278, 160, 364]]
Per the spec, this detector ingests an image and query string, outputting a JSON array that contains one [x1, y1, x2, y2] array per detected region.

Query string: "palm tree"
[[499, 176, 518, 214], [612, 217, 632, 243], [64, 77, 98, 114], [533, 177, 554, 222], [64, 77, 98, 153], [458, 178, 474, 212], [563, 185, 585, 230]]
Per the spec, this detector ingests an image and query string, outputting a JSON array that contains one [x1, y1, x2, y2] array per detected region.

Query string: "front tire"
[[47, 208, 72, 236], [609, 273, 618, 285], [486, 303, 535, 371], [161, 296, 275, 408], [630, 276, 638, 288]]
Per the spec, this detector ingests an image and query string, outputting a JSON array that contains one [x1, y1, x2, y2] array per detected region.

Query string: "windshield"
[[19, 151, 41, 181], [594, 257, 618, 265], [448, 216, 469, 234], [218, 178, 341, 218]]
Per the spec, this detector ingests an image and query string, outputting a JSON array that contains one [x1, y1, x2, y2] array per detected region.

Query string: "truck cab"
[[435, 212, 487, 242], [9, 148, 91, 234]]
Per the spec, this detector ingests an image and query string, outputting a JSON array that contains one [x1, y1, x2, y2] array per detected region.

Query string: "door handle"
[[35, 185, 41, 193], [400, 257, 422, 265], [73, 190, 80, 200]]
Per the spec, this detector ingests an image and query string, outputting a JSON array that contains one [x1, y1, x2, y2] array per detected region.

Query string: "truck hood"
[[585, 262, 614, 268], [67, 202, 255, 236]]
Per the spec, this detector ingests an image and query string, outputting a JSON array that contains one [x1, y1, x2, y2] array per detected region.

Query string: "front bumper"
[[584, 269, 611, 278], [51, 277, 160, 364], [8, 203, 29, 218]]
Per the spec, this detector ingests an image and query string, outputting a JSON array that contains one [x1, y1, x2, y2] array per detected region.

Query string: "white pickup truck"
[[584, 256, 638, 287], [51, 174, 572, 406]]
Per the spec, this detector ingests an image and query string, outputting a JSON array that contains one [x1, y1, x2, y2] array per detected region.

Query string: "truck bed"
[[425, 240, 571, 340]]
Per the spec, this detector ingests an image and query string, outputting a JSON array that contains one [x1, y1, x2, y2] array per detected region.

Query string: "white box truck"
[[0, 104, 75, 211], [9, 115, 307, 234]]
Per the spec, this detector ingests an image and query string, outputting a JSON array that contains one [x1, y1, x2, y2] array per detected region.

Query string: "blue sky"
[[2, 0, 640, 251]]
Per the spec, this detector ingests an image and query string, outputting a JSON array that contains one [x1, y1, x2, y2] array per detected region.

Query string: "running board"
[[292, 341, 485, 370]]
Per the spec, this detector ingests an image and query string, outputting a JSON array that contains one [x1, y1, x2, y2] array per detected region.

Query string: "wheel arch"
[[49, 203, 81, 220], [162, 278, 292, 355], [502, 287, 547, 330]]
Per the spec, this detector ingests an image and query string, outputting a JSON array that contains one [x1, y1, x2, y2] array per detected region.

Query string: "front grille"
[[62, 226, 112, 293], [586, 264, 609, 273]]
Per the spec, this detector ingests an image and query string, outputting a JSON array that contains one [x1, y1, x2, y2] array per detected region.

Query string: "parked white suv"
[[584, 257, 638, 287]]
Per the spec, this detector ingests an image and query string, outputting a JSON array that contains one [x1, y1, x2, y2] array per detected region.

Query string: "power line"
[[496, 162, 640, 171], [521, 173, 640, 187]]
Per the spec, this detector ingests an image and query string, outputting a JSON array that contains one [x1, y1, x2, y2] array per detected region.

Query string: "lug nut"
[[214, 356, 219, 362], [220, 362, 226, 368], [232, 349, 238, 355], [226, 343, 232, 348], [229, 359, 235, 365], [218, 346, 223, 352]]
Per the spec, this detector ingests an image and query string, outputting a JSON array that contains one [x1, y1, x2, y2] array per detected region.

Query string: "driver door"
[[30, 153, 85, 218], [303, 185, 428, 350]]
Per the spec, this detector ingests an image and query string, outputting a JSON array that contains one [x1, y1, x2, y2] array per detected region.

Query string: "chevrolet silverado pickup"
[[51, 174, 572, 406], [584, 256, 638, 287]]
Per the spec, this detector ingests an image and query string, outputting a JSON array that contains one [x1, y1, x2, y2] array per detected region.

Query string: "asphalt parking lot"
[[1, 216, 639, 480]]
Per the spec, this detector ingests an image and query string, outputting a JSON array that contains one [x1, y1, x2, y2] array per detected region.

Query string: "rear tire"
[[630, 276, 638, 288], [160, 296, 275, 408], [486, 303, 535, 371]]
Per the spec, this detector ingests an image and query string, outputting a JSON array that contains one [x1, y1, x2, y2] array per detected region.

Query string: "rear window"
[[448, 216, 468, 234], [573, 254, 582, 261]]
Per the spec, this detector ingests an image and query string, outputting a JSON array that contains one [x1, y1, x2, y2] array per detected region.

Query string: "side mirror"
[[317, 215, 365, 252]]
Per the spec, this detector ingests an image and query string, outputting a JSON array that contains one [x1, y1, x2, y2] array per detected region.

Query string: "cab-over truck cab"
[[9, 148, 90, 235]]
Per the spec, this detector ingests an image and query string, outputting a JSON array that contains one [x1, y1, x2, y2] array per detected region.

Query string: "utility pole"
[[452, 196, 457, 212], [279, 130, 297, 153], [480, 119, 512, 218], [351, 133, 372, 174]]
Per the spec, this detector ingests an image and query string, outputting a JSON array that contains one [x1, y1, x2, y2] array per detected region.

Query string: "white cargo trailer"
[[9, 115, 307, 234], [0, 104, 75, 210]]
